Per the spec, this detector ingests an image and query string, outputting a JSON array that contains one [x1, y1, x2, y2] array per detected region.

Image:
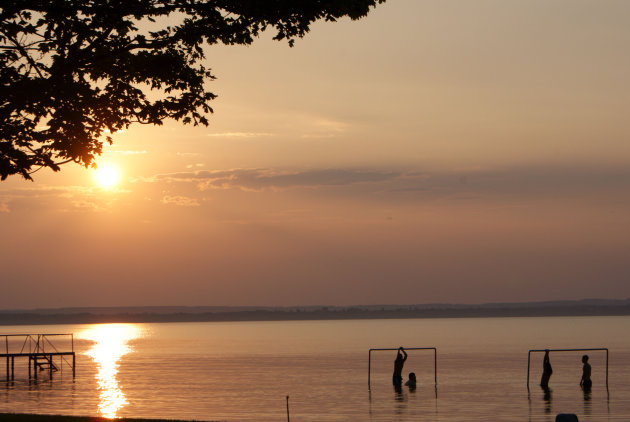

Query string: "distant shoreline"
[[1, 300, 630, 326]]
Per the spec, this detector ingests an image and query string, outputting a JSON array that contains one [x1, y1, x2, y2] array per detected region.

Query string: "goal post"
[[368, 347, 437, 390], [526, 348, 608, 388]]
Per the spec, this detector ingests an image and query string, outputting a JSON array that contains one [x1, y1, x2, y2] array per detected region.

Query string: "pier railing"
[[1, 334, 75, 381], [368, 347, 437, 390], [526, 347, 608, 388]]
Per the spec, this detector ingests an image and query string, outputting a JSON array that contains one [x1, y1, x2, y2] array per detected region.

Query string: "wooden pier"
[[1, 334, 75, 381]]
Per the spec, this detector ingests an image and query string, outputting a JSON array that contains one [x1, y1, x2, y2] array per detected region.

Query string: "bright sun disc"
[[95, 165, 120, 188]]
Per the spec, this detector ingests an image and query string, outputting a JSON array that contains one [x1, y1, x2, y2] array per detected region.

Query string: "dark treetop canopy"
[[0, 0, 384, 180]]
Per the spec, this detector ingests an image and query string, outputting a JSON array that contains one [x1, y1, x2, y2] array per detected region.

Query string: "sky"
[[1, 0, 629, 309]]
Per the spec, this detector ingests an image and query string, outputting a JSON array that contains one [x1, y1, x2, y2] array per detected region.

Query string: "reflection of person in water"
[[392, 347, 408, 386], [540, 349, 553, 388], [542, 385, 552, 411], [580, 354, 592, 390]]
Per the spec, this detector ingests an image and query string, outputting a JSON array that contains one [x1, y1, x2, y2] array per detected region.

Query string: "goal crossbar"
[[526, 347, 609, 388], [368, 347, 437, 390]]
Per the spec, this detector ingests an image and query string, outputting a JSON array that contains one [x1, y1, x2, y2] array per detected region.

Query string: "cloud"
[[161, 195, 200, 207], [0, 185, 97, 202], [0, 184, 130, 213], [146, 165, 630, 203], [69, 199, 102, 211], [153, 168, 401, 191], [0, 202, 9, 213], [206, 132, 273, 138], [111, 150, 148, 155], [300, 119, 348, 138]]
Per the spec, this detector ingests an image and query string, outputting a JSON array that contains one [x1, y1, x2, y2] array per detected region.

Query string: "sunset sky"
[[1, 0, 629, 309]]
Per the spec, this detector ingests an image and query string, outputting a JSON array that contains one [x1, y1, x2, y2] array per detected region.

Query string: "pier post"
[[33, 356, 37, 380], [28, 356, 31, 379], [49, 354, 53, 379], [286, 395, 290, 422], [11, 356, 14, 381], [5, 356, 7, 381], [72, 353, 76, 378]]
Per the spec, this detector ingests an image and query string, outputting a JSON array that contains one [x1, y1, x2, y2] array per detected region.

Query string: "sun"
[[94, 165, 121, 188]]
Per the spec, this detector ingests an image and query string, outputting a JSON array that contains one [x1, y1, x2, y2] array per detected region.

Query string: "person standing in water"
[[540, 349, 553, 388], [580, 354, 592, 390], [392, 347, 408, 386]]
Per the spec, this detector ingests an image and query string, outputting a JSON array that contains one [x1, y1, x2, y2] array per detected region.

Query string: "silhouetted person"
[[405, 372, 417, 390], [580, 355, 592, 390], [540, 349, 553, 387], [392, 347, 407, 386]]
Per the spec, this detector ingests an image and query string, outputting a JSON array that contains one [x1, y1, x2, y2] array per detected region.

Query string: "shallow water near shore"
[[1, 316, 630, 421]]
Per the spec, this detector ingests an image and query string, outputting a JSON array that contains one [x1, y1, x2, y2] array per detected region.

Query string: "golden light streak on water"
[[79, 324, 143, 418]]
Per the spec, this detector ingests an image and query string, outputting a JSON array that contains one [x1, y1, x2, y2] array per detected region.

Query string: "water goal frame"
[[368, 347, 437, 390], [526, 348, 608, 388]]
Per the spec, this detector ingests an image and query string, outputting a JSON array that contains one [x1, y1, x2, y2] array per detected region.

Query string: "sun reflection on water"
[[79, 324, 143, 418]]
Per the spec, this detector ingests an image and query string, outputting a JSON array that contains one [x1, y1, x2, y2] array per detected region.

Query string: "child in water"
[[405, 372, 417, 387]]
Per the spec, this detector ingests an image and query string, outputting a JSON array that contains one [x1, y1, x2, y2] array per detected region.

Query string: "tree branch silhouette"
[[0, 0, 384, 180]]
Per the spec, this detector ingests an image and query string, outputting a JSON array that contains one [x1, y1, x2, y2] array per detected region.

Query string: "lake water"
[[1, 316, 630, 421]]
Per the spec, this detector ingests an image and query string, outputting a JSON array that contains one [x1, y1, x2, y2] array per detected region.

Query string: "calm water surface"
[[1, 316, 629, 421]]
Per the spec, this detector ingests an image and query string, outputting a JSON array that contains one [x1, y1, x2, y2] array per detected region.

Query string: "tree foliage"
[[0, 0, 384, 180]]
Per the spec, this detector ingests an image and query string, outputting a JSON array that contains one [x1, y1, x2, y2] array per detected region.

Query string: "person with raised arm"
[[392, 347, 408, 387]]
